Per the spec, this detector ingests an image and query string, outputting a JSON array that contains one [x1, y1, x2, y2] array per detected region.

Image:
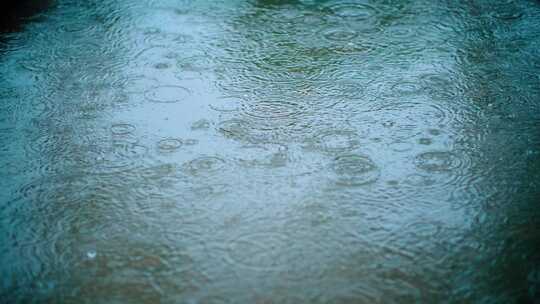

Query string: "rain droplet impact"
[[111, 123, 136, 136], [144, 85, 191, 103], [191, 119, 211, 130], [415, 151, 458, 172], [217, 119, 253, 141], [327, 3, 378, 20], [183, 156, 226, 176], [312, 130, 360, 154], [389, 141, 413, 152], [237, 143, 288, 168], [158, 138, 183, 152], [332, 154, 380, 186], [320, 28, 358, 42]]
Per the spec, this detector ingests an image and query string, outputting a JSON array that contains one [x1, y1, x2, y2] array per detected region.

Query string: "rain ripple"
[[77, 141, 150, 175], [325, 2, 379, 21], [182, 156, 227, 177], [157, 138, 184, 152], [240, 99, 308, 132], [331, 154, 380, 187], [144, 85, 191, 103]]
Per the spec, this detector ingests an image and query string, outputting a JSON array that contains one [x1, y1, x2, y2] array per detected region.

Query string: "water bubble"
[[86, 250, 97, 259]]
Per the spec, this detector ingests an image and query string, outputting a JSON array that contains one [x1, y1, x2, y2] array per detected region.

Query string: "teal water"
[[1, 0, 539, 303]]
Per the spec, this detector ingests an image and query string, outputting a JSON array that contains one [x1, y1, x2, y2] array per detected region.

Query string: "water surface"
[[1, 0, 539, 303]]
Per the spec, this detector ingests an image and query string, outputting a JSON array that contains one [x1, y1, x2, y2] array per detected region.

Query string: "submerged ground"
[[1, 0, 539, 303]]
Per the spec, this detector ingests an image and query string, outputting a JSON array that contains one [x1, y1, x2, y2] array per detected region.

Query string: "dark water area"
[[0, 1, 54, 34], [1, 0, 540, 303]]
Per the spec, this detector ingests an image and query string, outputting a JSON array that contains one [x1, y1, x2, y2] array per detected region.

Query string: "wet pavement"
[[1, 0, 539, 303]]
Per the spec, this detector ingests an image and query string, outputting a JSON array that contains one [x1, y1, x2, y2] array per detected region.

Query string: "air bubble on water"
[[87, 250, 97, 259]]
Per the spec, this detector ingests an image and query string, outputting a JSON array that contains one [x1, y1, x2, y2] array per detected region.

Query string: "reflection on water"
[[1, 0, 539, 302]]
